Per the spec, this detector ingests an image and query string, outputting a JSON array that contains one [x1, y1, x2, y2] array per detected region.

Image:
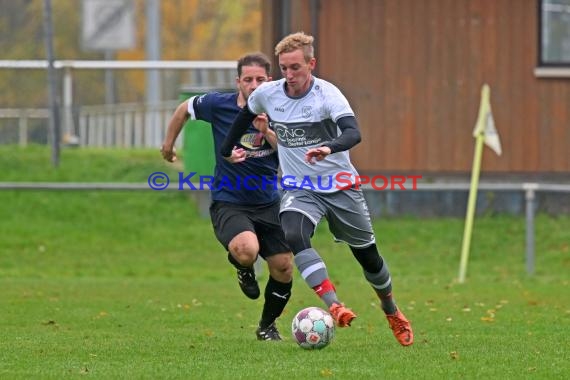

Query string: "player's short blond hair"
[[274, 32, 314, 62]]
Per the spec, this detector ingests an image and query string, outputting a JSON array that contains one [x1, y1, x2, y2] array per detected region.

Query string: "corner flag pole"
[[458, 84, 491, 283]]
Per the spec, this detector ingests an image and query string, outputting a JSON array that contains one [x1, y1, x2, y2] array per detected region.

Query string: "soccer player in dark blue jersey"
[[160, 53, 293, 341]]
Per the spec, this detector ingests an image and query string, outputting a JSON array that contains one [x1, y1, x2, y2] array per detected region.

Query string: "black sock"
[[378, 287, 397, 315], [259, 276, 292, 329], [351, 244, 397, 314]]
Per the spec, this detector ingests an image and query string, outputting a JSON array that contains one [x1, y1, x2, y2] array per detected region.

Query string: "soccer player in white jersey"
[[220, 32, 413, 346]]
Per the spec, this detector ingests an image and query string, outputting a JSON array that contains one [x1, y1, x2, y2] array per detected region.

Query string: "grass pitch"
[[0, 146, 568, 379]]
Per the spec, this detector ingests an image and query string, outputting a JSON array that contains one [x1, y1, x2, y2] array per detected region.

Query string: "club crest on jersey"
[[302, 106, 312, 118]]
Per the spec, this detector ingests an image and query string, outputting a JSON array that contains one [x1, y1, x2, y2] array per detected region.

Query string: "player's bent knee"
[[267, 253, 294, 282], [229, 246, 258, 265], [228, 232, 259, 265]]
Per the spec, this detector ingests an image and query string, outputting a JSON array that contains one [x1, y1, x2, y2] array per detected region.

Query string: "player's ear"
[[268, 76, 273, 81], [309, 58, 316, 70]]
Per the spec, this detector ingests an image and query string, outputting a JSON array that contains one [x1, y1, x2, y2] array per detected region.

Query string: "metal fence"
[[1, 181, 569, 277], [77, 101, 179, 147], [0, 60, 236, 147], [0, 101, 180, 147]]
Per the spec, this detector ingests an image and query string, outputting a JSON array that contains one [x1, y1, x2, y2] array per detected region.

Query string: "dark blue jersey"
[[188, 92, 279, 205]]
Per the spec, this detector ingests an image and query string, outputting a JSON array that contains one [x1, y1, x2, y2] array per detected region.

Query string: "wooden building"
[[261, 0, 570, 180]]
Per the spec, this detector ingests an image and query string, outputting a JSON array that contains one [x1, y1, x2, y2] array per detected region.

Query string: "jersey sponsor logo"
[[274, 106, 285, 112], [238, 132, 275, 159], [272, 121, 337, 148], [275, 125, 306, 139], [245, 149, 275, 158], [239, 132, 267, 149]]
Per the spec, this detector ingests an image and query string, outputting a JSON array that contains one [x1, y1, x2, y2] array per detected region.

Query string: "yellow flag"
[[459, 84, 502, 283], [472, 85, 502, 156]]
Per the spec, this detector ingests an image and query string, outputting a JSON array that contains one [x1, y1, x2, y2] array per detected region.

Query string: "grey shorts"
[[279, 188, 376, 248]]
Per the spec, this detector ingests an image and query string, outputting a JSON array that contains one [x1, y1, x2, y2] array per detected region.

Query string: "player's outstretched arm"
[[161, 100, 190, 162], [305, 116, 361, 164]]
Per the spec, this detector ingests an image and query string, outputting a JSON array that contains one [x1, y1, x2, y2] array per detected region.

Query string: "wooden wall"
[[262, 0, 570, 177]]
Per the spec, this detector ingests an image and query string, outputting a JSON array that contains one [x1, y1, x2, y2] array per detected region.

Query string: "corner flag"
[[476, 93, 502, 156], [458, 84, 502, 283]]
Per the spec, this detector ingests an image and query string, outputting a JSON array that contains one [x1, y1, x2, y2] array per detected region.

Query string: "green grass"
[[0, 146, 569, 379]]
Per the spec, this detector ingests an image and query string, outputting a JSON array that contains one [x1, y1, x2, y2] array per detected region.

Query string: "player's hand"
[[305, 146, 331, 164], [160, 144, 177, 162], [252, 113, 269, 135], [223, 146, 247, 164]]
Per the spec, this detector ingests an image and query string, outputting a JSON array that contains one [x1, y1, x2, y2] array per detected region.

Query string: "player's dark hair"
[[237, 52, 271, 77]]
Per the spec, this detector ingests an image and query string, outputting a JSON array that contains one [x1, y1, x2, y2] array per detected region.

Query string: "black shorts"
[[209, 200, 290, 259]]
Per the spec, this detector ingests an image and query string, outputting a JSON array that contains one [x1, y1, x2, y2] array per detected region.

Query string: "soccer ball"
[[291, 306, 335, 349]]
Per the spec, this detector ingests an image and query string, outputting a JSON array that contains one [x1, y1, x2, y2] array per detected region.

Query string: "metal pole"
[[145, 0, 161, 147], [104, 50, 116, 105], [63, 67, 74, 139], [524, 183, 538, 275], [42, 0, 60, 167]]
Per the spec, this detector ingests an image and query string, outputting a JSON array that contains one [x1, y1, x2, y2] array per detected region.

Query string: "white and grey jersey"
[[248, 77, 360, 193]]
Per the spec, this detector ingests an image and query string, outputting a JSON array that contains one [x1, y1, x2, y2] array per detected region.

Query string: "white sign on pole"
[[81, 0, 135, 51]]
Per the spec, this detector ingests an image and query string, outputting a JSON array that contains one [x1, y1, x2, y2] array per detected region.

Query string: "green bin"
[[178, 87, 217, 177]]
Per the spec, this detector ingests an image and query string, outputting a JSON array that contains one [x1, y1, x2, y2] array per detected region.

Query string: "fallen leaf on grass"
[[320, 368, 333, 377], [94, 311, 108, 319], [449, 351, 459, 360]]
